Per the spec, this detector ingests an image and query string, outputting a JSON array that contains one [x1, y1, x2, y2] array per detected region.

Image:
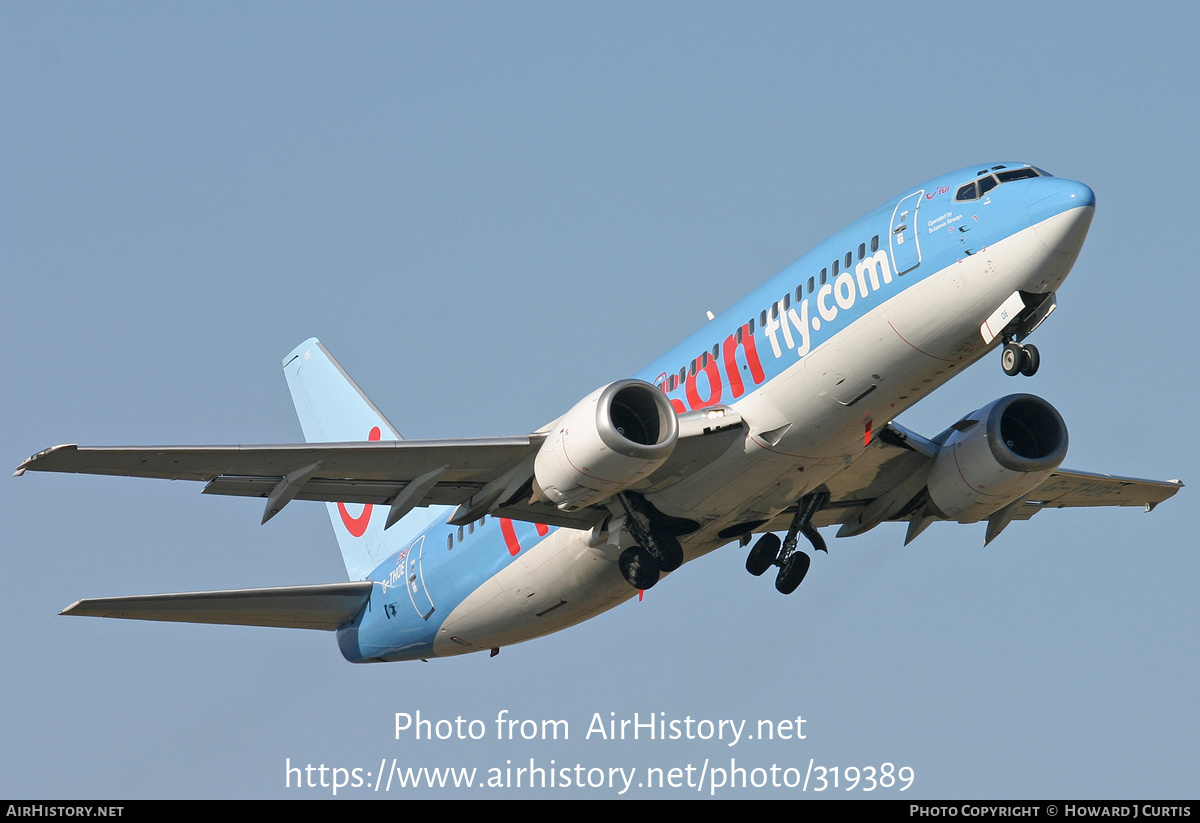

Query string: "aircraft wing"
[[14, 437, 574, 524], [14, 407, 747, 532], [60, 581, 374, 630], [758, 422, 1183, 544], [14, 438, 537, 488], [1011, 469, 1184, 511]]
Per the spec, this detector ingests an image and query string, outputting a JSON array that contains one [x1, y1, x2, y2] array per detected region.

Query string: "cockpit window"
[[955, 166, 1042, 201], [995, 168, 1038, 183]]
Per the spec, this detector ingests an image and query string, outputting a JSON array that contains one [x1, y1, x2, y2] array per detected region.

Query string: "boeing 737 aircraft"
[[16, 163, 1182, 663]]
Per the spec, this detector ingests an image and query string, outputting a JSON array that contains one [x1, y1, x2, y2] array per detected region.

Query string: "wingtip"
[[14, 444, 79, 476]]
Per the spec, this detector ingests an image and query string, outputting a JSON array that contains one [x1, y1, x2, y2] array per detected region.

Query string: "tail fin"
[[283, 338, 402, 443], [282, 339, 450, 580]]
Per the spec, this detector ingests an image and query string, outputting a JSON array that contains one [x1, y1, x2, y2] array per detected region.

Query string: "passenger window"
[[832, 259, 839, 276], [759, 310, 767, 327], [820, 267, 827, 284], [794, 284, 803, 301], [858, 243, 865, 260], [782, 293, 790, 311], [807, 276, 815, 293], [871, 235, 879, 252], [844, 252, 852, 269], [712, 343, 719, 358], [447, 534, 453, 551]]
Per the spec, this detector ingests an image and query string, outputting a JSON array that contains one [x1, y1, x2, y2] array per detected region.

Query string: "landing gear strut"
[[744, 490, 829, 595], [1001, 340, 1040, 377]]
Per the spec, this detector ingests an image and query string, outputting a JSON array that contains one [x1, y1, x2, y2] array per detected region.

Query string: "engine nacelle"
[[533, 379, 679, 512], [927, 394, 1068, 523]]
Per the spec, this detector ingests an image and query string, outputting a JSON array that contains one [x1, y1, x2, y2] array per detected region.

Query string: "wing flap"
[[202, 476, 484, 506], [60, 581, 374, 630]]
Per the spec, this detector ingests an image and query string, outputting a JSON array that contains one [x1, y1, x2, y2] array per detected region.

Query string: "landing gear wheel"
[[775, 551, 811, 595], [1019, 343, 1040, 377], [651, 526, 684, 573], [619, 546, 660, 590], [1001, 342, 1023, 376], [746, 533, 781, 576]]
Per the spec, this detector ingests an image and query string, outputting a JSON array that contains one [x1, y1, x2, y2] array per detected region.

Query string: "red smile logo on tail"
[[337, 426, 381, 536]]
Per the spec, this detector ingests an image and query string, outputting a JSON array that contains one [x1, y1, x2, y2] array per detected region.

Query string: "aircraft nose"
[[1026, 178, 1095, 222], [1026, 178, 1095, 255]]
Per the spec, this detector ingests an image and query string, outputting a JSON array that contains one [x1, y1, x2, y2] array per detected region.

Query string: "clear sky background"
[[3, 2, 1197, 799]]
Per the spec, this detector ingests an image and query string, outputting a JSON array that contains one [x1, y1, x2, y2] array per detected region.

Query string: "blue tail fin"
[[282, 339, 449, 580]]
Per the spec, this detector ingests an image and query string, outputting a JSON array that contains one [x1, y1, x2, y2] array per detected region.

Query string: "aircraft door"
[[403, 535, 436, 620], [889, 191, 923, 276]]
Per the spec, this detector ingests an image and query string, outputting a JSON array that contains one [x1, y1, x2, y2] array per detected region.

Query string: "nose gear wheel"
[[1001, 340, 1040, 377]]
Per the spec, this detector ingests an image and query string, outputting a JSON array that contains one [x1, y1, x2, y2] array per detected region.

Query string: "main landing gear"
[[1000, 340, 1039, 377], [616, 492, 684, 592], [745, 491, 829, 595]]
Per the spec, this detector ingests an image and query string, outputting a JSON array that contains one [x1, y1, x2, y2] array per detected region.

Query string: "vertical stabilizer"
[[282, 339, 449, 580]]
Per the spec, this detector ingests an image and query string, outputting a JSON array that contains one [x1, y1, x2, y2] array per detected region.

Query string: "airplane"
[[15, 162, 1183, 664]]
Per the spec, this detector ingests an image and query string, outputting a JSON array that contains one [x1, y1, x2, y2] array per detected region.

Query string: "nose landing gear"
[[1001, 340, 1040, 377]]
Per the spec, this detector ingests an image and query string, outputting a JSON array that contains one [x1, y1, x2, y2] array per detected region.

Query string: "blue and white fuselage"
[[337, 163, 1097, 662], [32, 161, 1166, 660]]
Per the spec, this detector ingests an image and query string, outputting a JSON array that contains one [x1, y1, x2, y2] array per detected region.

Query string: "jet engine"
[[926, 394, 1068, 522], [533, 379, 679, 512]]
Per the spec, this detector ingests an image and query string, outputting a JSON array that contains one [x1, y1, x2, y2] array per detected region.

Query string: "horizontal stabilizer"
[[61, 581, 374, 631]]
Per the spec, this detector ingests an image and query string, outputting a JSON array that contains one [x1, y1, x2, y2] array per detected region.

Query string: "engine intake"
[[533, 380, 678, 512], [926, 394, 1068, 522]]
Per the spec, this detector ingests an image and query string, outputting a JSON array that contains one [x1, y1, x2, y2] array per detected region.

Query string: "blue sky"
[[3, 2, 1197, 798]]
